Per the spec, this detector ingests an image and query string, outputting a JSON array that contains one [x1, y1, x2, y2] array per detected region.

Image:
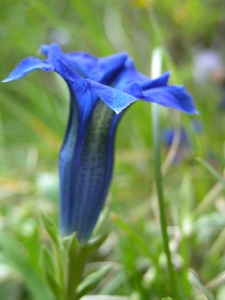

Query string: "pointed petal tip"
[[88, 79, 137, 113], [2, 78, 10, 83], [183, 108, 199, 115], [194, 109, 200, 115], [2, 58, 55, 83], [2, 74, 21, 82], [54, 56, 79, 82], [114, 100, 135, 114], [114, 107, 123, 114], [39, 44, 49, 56]]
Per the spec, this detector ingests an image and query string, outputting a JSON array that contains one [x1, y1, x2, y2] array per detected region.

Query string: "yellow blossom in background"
[[133, 0, 154, 9], [173, 3, 188, 25], [173, 1, 203, 25]]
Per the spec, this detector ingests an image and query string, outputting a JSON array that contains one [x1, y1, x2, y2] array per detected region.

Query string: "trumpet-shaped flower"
[[3, 43, 197, 241]]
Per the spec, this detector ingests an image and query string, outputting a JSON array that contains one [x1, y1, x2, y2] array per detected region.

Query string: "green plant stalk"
[[0, 108, 6, 175], [151, 103, 180, 299], [54, 242, 67, 300]]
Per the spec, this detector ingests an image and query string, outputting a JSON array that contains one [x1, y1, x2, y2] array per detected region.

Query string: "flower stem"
[[152, 103, 180, 299]]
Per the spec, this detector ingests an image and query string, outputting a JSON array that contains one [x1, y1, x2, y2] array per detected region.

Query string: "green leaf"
[[41, 245, 56, 276], [75, 265, 112, 299], [82, 233, 108, 254], [66, 234, 85, 298], [40, 212, 59, 246], [0, 232, 52, 300], [41, 245, 61, 300], [62, 232, 79, 252], [99, 272, 126, 295], [189, 271, 213, 300]]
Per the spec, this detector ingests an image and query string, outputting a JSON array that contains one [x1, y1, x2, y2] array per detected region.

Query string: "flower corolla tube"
[[3, 43, 197, 241]]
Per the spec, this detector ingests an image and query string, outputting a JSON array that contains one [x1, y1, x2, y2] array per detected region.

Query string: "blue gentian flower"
[[3, 43, 197, 241], [162, 119, 202, 163], [162, 127, 190, 148]]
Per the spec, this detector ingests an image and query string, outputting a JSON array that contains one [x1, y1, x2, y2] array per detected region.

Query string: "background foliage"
[[1, 0, 225, 299]]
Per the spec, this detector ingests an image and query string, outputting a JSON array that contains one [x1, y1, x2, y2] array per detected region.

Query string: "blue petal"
[[2, 58, 54, 82], [53, 57, 98, 119], [41, 45, 99, 79], [112, 57, 152, 89], [59, 100, 117, 241], [39, 44, 51, 57], [162, 127, 190, 147], [123, 82, 143, 97], [59, 83, 99, 235], [141, 72, 171, 89], [63, 52, 98, 78], [88, 79, 137, 114], [112, 59, 170, 91], [191, 119, 203, 133], [59, 97, 79, 236], [72, 103, 115, 240], [54, 56, 79, 83], [40, 43, 64, 64], [124, 83, 198, 114], [71, 79, 99, 120], [144, 85, 198, 114], [93, 52, 128, 84], [78, 111, 123, 240], [63, 52, 128, 84]]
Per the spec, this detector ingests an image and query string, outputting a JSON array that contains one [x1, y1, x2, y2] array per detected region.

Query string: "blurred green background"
[[1, 0, 225, 299]]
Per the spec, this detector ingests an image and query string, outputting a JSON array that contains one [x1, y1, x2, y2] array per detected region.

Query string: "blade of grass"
[[151, 48, 180, 299], [189, 271, 213, 300], [196, 157, 225, 187], [0, 232, 52, 300], [0, 108, 7, 175], [194, 181, 224, 217], [0, 92, 60, 149], [111, 213, 156, 261]]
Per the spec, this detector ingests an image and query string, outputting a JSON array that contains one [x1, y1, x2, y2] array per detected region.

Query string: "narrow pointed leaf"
[[76, 265, 111, 299], [189, 271, 213, 300], [111, 213, 156, 260], [66, 234, 86, 297], [62, 232, 79, 251], [41, 246, 60, 300], [40, 212, 59, 245], [0, 233, 52, 300], [82, 233, 108, 254], [196, 157, 225, 187]]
